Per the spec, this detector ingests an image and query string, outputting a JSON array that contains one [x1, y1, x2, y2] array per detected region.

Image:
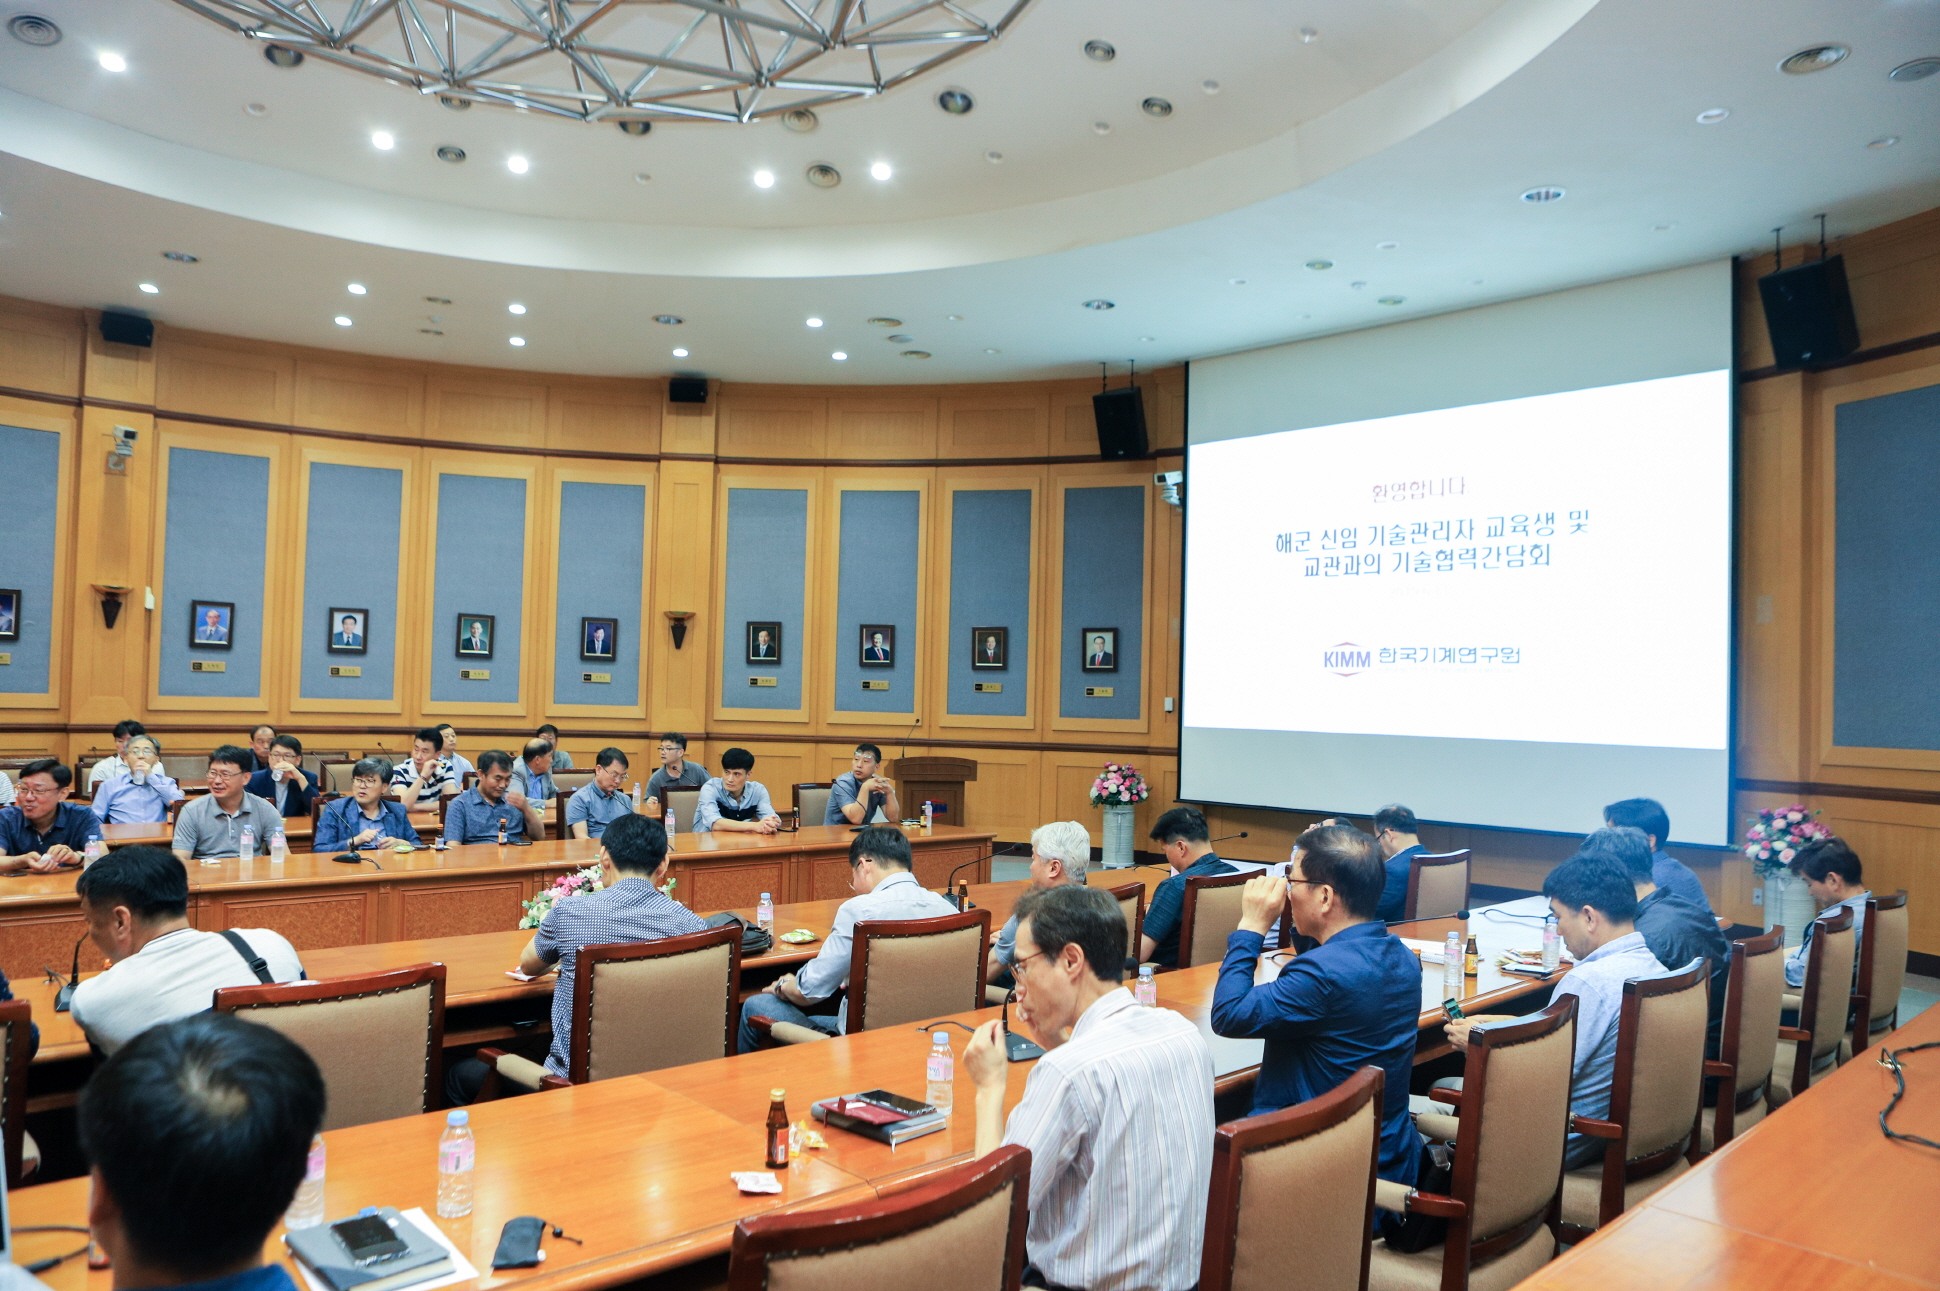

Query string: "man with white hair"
[[987, 819, 1092, 985]]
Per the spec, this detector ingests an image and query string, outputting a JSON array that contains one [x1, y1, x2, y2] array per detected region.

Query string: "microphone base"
[[333, 852, 364, 865]]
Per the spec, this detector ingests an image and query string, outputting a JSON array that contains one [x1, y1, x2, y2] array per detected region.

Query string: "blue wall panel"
[[160, 447, 270, 698], [721, 488, 807, 710], [947, 490, 1031, 718], [554, 481, 645, 707], [1058, 486, 1143, 719], [0, 425, 59, 695], [300, 462, 402, 702], [1833, 380, 1940, 749], [430, 474, 526, 704], [835, 490, 920, 713]]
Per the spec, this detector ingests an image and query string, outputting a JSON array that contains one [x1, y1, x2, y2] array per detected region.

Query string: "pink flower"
[[1778, 847, 1795, 862]]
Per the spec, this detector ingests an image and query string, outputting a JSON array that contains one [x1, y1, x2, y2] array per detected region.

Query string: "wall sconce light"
[[664, 610, 694, 650], [92, 583, 133, 629]]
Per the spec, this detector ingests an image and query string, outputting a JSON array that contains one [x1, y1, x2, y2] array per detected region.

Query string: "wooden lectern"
[[892, 757, 977, 831]]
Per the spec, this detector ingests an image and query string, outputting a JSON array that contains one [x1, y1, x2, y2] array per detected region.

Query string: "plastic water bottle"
[[922, 800, 934, 831], [1442, 932, 1463, 1004], [270, 828, 288, 865], [632, 781, 643, 809], [665, 805, 677, 838], [437, 1109, 474, 1218], [82, 838, 105, 868], [926, 1031, 955, 1120], [238, 825, 255, 862], [285, 1135, 327, 1230], [1135, 965, 1158, 1006], [1542, 916, 1561, 973], [757, 892, 774, 935]]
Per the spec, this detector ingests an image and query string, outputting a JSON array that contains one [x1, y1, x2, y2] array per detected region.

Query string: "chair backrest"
[[553, 768, 597, 796], [167, 796, 190, 824], [1609, 960, 1710, 1174], [849, 909, 992, 1033], [1719, 927, 1786, 1102], [1201, 1066, 1381, 1291], [1799, 908, 1856, 1068], [727, 1143, 1029, 1291], [0, 998, 29, 1187], [1455, 996, 1578, 1253], [1104, 880, 1146, 964], [320, 761, 359, 794], [214, 963, 446, 1131], [665, 785, 702, 830], [1180, 870, 1253, 968], [1406, 850, 1471, 921], [302, 752, 350, 776], [794, 782, 833, 829], [571, 925, 742, 1082], [162, 754, 206, 783], [1859, 891, 1910, 1042]]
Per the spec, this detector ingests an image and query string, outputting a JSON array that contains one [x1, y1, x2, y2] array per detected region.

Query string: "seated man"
[[643, 731, 709, 821], [79, 1011, 325, 1291], [314, 757, 422, 852], [697, 747, 781, 834], [537, 723, 573, 770], [172, 746, 287, 863], [1371, 802, 1428, 922], [71, 846, 304, 1054], [567, 747, 637, 840], [1784, 836, 1870, 989], [391, 726, 456, 809], [91, 735, 185, 825], [1210, 823, 1427, 1205], [825, 742, 902, 827], [438, 723, 476, 781], [1604, 796, 1713, 915], [0, 758, 105, 873], [1140, 805, 1239, 967], [1446, 852, 1677, 1168], [1584, 825, 1729, 1055], [240, 724, 277, 775], [442, 750, 544, 845], [447, 815, 702, 1103], [988, 819, 1092, 986], [510, 737, 556, 804], [738, 825, 955, 1051], [87, 719, 148, 790], [965, 885, 1214, 1291], [245, 732, 319, 820]]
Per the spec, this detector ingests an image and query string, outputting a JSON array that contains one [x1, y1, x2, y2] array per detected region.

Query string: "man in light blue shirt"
[[442, 750, 544, 844], [988, 820, 1091, 985], [567, 747, 637, 840], [696, 747, 781, 834], [510, 738, 556, 804], [1604, 797, 1713, 916], [1784, 837, 1870, 989], [825, 742, 901, 826], [91, 735, 184, 825]]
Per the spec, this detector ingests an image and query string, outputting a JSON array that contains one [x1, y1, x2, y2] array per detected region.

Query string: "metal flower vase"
[[1101, 803, 1135, 869]]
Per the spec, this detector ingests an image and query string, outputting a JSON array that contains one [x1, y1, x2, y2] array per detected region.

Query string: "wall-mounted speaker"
[[1758, 255, 1860, 369], [1093, 385, 1148, 460], [100, 311, 154, 348], [668, 377, 709, 404]]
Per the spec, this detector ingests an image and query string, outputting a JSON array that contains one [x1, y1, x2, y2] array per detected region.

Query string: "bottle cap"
[[933, 1031, 950, 1043], [447, 1110, 468, 1126], [770, 1088, 786, 1101], [760, 893, 770, 900]]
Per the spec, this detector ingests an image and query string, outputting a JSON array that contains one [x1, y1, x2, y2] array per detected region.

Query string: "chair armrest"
[[1703, 1060, 1735, 1080], [1570, 1115, 1623, 1140], [1428, 1087, 1462, 1107], [1415, 1113, 1461, 1143], [769, 1021, 833, 1045], [539, 1074, 572, 1091], [1778, 1026, 1811, 1043], [484, 1049, 552, 1093]]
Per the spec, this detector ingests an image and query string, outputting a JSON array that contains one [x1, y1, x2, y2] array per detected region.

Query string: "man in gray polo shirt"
[[567, 747, 638, 840], [172, 745, 286, 864]]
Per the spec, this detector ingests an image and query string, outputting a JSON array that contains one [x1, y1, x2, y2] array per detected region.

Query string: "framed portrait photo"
[[1080, 627, 1118, 673], [456, 613, 496, 659], [189, 599, 235, 650], [970, 626, 1008, 670], [581, 617, 618, 661], [746, 621, 782, 666], [327, 607, 369, 655], [859, 624, 895, 668], [0, 589, 18, 642]]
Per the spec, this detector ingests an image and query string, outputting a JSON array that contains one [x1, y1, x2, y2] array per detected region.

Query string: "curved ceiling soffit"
[[0, 0, 1600, 278]]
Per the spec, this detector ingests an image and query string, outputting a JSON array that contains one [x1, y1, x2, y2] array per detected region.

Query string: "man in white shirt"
[[1784, 836, 1870, 990], [71, 846, 304, 1055], [737, 825, 956, 1051], [965, 884, 1215, 1291], [87, 719, 148, 790], [437, 723, 476, 781]]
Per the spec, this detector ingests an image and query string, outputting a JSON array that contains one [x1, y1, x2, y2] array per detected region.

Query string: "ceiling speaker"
[[1093, 386, 1148, 460], [1758, 255, 1859, 369], [668, 377, 709, 404], [100, 312, 154, 348]]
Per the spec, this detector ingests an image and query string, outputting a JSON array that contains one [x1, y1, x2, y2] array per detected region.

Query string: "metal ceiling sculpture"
[[163, 0, 1034, 124]]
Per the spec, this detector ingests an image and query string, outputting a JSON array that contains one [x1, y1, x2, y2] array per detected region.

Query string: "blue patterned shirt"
[[442, 788, 529, 844], [533, 877, 705, 1076], [314, 797, 423, 852], [566, 782, 635, 839]]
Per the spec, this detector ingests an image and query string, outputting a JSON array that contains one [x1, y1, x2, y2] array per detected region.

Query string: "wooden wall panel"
[[428, 375, 546, 448], [938, 394, 1048, 459], [718, 397, 826, 459], [0, 300, 83, 396], [295, 361, 425, 436], [155, 338, 295, 424], [548, 381, 660, 456], [827, 398, 937, 459]]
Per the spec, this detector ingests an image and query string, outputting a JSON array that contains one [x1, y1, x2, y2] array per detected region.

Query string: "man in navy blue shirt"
[[0, 758, 103, 873], [1141, 806, 1239, 966], [1371, 802, 1427, 922], [1604, 797, 1713, 916], [1211, 822, 1426, 1203]]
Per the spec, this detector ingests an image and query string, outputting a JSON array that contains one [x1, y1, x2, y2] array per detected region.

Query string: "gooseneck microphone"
[[1211, 832, 1250, 844], [53, 933, 85, 1012]]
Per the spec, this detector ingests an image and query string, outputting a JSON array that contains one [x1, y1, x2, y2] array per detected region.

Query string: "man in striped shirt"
[[966, 884, 1214, 1291]]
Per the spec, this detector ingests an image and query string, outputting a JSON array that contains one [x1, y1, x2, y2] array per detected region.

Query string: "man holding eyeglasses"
[[0, 758, 104, 873], [172, 746, 285, 864], [736, 825, 955, 1052]]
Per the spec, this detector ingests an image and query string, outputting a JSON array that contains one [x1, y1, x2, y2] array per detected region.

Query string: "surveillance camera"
[[1155, 470, 1183, 509], [112, 425, 138, 444]]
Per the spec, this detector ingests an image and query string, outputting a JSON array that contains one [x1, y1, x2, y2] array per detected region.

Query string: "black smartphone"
[[331, 1216, 409, 1267], [854, 1088, 934, 1117], [1441, 999, 1467, 1021]]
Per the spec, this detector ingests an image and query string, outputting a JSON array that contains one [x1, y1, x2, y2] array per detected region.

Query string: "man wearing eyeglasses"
[[641, 732, 709, 821], [0, 758, 104, 873], [1140, 806, 1240, 967], [314, 757, 422, 852], [736, 825, 956, 1052], [172, 746, 285, 864]]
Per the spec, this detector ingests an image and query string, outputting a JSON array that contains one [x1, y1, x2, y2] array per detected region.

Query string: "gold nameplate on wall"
[[1084, 686, 1114, 698], [860, 680, 889, 691], [460, 668, 490, 680], [749, 676, 777, 687], [328, 665, 362, 678], [191, 660, 227, 673], [582, 672, 611, 683], [0, 653, 10, 666], [973, 682, 1002, 693]]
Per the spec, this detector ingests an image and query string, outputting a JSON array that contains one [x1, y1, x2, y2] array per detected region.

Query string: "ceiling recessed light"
[[1229, 278, 1246, 286], [782, 108, 819, 132], [1139, 336, 1155, 342], [1305, 259, 1333, 271], [1141, 97, 1173, 118], [936, 89, 973, 115], [1889, 57, 1940, 83], [1092, 120, 1112, 135], [615, 119, 651, 136], [347, 283, 366, 295], [1083, 39, 1116, 62], [7, 15, 61, 46], [870, 161, 893, 181], [946, 314, 963, 321], [138, 283, 158, 294], [263, 44, 303, 67], [371, 131, 395, 150], [832, 351, 848, 361], [438, 94, 471, 111], [1299, 27, 1319, 43], [806, 164, 841, 188], [984, 348, 1000, 354], [1469, 280, 1483, 287], [867, 317, 902, 327], [672, 347, 689, 358], [634, 172, 652, 183], [984, 150, 1005, 164], [97, 51, 126, 72], [887, 334, 913, 343], [1201, 79, 1220, 94], [753, 169, 775, 188], [654, 314, 683, 325], [1780, 45, 1849, 74], [806, 317, 824, 328], [334, 316, 352, 327], [1520, 185, 1566, 203], [419, 328, 443, 335], [901, 351, 932, 359], [1696, 108, 1730, 124], [1083, 299, 1115, 310], [245, 102, 268, 116], [1350, 281, 1368, 289], [1867, 135, 1900, 149], [507, 155, 529, 174], [1378, 296, 1406, 306], [436, 145, 466, 163], [509, 336, 526, 347], [425, 295, 452, 304], [1653, 223, 1675, 232], [1376, 240, 1399, 250], [507, 303, 525, 314], [162, 250, 199, 263]]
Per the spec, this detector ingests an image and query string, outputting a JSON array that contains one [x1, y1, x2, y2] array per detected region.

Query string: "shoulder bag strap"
[[218, 929, 276, 984]]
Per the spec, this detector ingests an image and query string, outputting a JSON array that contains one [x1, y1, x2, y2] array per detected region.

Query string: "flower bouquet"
[[1089, 762, 1150, 807], [1742, 804, 1831, 877], [519, 864, 605, 928]]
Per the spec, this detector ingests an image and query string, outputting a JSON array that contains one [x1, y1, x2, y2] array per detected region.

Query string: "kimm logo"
[[1324, 642, 1370, 676]]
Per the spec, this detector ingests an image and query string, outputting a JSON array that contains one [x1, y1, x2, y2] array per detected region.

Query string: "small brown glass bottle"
[[1463, 935, 1480, 977], [766, 1088, 790, 1169]]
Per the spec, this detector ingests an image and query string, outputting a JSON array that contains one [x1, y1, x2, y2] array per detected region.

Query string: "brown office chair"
[[167, 796, 190, 825], [1770, 907, 1856, 1106], [1370, 996, 1576, 1291], [1698, 927, 1785, 1151], [1, 998, 33, 1186], [320, 761, 359, 795], [728, 1143, 1030, 1291], [161, 754, 206, 783], [478, 925, 742, 1095], [214, 963, 446, 1131], [552, 768, 596, 796], [664, 785, 703, 830], [1203, 1066, 1383, 1291], [793, 782, 834, 829], [1179, 870, 1253, 968], [1105, 879, 1146, 964], [755, 908, 992, 1045], [1559, 960, 1710, 1236], [1851, 890, 1909, 1056], [1405, 851, 1472, 921]]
